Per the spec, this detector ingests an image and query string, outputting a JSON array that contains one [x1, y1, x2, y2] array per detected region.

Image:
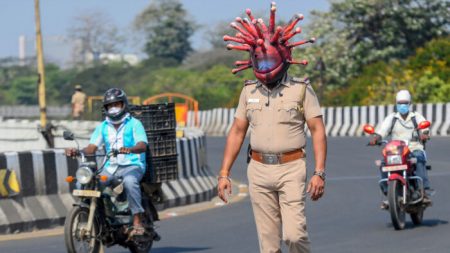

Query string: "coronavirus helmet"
[[224, 2, 315, 84]]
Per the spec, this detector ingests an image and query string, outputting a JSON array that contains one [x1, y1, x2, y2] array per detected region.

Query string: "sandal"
[[129, 226, 145, 237], [126, 225, 146, 241]]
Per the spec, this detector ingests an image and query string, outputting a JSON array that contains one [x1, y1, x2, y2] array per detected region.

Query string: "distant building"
[[84, 52, 140, 66]]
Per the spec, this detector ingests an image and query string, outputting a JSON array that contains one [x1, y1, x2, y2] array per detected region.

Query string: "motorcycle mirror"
[[363, 124, 375, 135], [63, 131, 75, 141], [417, 121, 431, 130]]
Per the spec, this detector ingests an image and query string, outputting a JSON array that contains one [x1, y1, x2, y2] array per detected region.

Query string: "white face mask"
[[108, 106, 122, 115]]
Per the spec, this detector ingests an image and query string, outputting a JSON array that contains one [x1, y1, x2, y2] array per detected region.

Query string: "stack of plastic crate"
[[129, 103, 178, 183]]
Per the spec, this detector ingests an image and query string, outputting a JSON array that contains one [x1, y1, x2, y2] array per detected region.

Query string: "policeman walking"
[[218, 3, 327, 253]]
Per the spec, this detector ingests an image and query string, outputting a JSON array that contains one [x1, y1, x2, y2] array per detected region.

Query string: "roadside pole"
[[34, 0, 54, 148]]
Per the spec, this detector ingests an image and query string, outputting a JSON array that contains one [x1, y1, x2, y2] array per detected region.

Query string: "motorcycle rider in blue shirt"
[[66, 88, 148, 237]]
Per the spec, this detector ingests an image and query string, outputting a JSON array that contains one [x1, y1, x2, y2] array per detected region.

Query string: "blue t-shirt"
[[90, 116, 148, 171]]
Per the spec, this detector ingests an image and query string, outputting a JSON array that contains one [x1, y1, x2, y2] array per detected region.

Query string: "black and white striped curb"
[[0, 132, 216, 234], [188, 103, 450, 137]]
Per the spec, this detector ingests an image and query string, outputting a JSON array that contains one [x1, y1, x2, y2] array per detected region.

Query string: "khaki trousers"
[[248, 158, 310, 253]]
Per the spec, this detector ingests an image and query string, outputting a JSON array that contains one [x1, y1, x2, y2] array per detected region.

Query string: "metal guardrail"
[[0, 105, 71, 118]]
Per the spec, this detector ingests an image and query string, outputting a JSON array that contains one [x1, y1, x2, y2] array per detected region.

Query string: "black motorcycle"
[[62, 131, 160, 253]]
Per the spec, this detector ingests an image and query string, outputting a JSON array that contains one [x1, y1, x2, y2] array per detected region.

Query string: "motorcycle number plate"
[[73, 189, 101, 198], [382, 164, 407, 172]]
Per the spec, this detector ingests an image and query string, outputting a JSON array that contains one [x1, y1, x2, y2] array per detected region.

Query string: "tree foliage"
[[341, 37, 450, 105], [0, 0, 448, 110], [134, 0, 197, 65], [68, 11, 124, 66], [293, 0, 449, 105], [335, 0, 449, 69]]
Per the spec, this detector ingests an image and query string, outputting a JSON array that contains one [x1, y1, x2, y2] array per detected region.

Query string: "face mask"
[[396, 104, 410, 115], [108, 106, 121, 115]]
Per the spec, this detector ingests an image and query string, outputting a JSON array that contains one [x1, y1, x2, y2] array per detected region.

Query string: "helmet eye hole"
[[106, 101, 123, 110]]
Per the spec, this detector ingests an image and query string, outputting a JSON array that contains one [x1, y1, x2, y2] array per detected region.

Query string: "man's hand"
[[369, 134, 381, 146], [119, 147, 132, 154], [217, 177, 232, 203], [65, 148, 79, 158], [419, 134, 429, 142], [307, 175, 325, 201]]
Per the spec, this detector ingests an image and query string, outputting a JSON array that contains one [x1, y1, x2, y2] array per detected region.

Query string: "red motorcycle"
[[363, 121, 432, 230]]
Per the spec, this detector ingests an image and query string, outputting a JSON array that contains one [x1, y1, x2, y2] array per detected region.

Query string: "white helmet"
[[396, 90, 411, 103]]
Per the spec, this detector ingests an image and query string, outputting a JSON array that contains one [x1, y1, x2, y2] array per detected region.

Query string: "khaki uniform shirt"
[[235, 75, 322, 153], [71, 91, 86, 116]]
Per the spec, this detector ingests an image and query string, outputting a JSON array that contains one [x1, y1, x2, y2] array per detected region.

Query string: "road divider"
[[188, 103, 450, 137]]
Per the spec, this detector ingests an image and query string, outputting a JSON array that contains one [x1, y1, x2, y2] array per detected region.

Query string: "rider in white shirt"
[[371, 90, 432, 202]]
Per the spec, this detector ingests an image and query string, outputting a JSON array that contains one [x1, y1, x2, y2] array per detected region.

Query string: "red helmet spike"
[[227, 44, 251, 51], [236, 17, 257, 39], [257, 39, 266, 52], [281, 27, 302, 43], [236, 33, 256, 46], [288, 59, 308, 65], [269, 2, 276, 34], [232, 64, 252, 74], [257, 19, 268, 35], [252, 19, 265, 39], [243, 18, 260, 39], [283, 14, 304, 35], [270, 26, 283, 44], [235, 60, 252, 66], [223, 35, 246, 44], [246, 9, 256, 22], [225, 2, 314, 83], [230, 22, 253, 39], [287, 38, 316, 48]]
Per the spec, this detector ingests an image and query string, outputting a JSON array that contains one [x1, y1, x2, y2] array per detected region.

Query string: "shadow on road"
[[386, 219, 448, 230], [419, 219, 449, 227], [143, 247, 211, 253]]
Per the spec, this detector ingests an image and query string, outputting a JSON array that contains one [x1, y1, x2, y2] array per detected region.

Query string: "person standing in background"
[[71, 84, 86, 120]]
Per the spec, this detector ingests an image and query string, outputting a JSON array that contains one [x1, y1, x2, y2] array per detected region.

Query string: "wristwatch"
[[313, 171, 326, 181]]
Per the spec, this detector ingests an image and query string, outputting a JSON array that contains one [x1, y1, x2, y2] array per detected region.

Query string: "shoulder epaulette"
[[290, 77, 310, 85], [244, 80, 258, 86]]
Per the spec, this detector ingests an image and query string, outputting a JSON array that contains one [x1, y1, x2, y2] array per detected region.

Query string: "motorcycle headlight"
[[76, 166, 93, 185], [386, 155, 402, 165]]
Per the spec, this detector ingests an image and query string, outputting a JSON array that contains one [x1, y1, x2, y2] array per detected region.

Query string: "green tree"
[[336, 0, 449, 69], [7, 76, 38, 105], [134, 0, 197, 65], [294, 0, 449, 105], [193, 65, 253, 109], [341, 37, 450, 105]]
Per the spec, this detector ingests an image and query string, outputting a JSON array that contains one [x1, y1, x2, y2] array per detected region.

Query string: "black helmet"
[[103, 88, 129, 121]]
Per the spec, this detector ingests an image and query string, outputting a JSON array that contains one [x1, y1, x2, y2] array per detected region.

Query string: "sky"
[[0, 0, 329, 60]]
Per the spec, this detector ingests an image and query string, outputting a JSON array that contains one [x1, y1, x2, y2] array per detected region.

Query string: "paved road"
[[1, 137, 449, 253]]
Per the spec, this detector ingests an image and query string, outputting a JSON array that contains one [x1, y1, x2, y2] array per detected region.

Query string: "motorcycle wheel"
[[388, 180, 406, 230], [129, 239, 153, 253], [128, 200, 155, 253], [64, 206, 100, 253], [410, 209, 424, 225]]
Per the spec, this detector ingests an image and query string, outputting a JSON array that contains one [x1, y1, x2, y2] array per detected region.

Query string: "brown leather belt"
[[251, 149, 305, 165]]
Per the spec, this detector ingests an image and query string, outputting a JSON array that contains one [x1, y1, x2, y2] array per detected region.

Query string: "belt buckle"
[[262, 154, 280, 164]]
